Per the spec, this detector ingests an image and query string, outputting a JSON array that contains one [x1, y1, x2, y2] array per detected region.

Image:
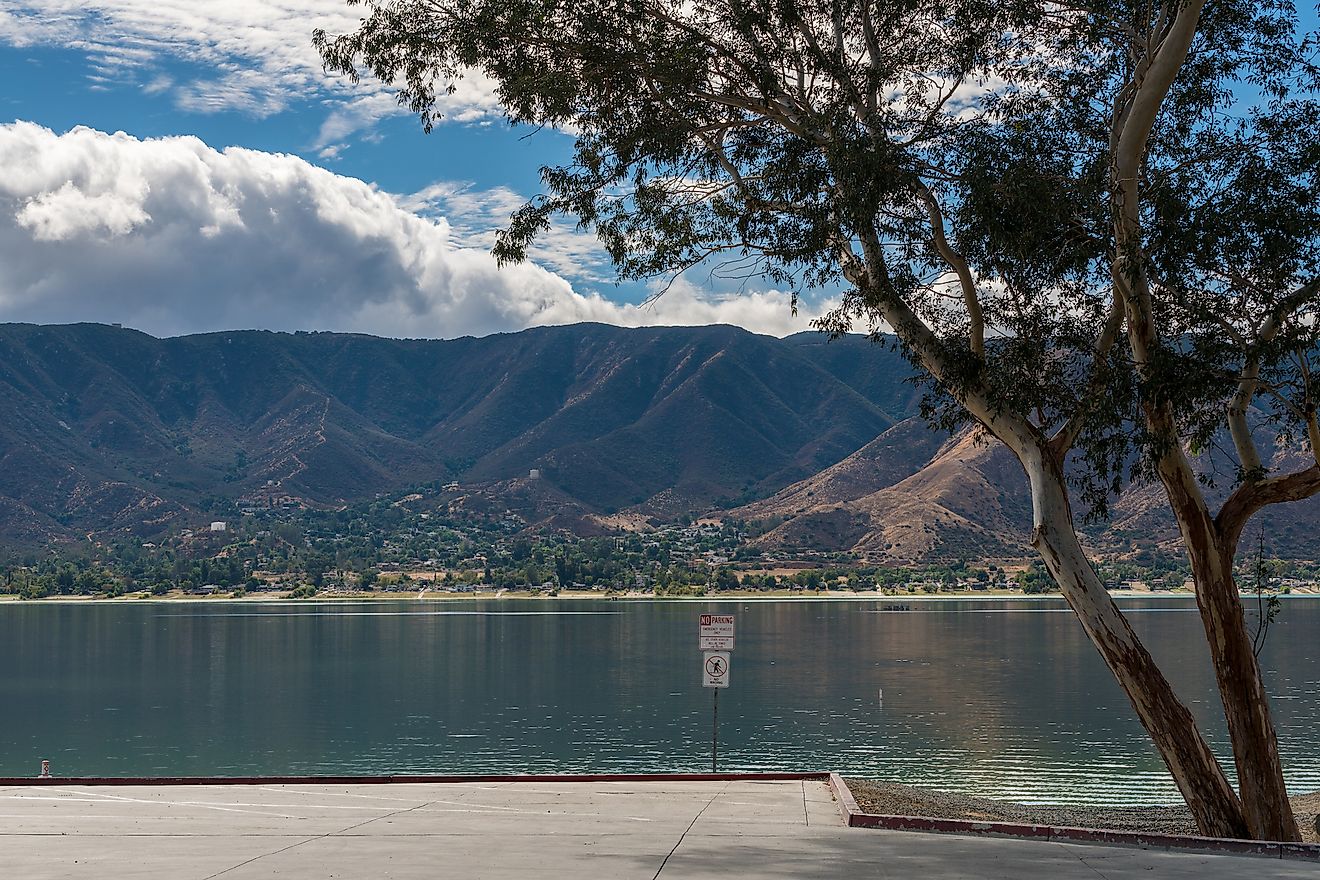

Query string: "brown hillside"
[[737, 426, 1033, 562]]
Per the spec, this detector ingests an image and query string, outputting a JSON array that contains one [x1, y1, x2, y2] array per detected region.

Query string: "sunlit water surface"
[[1, 596, 1316, 804]]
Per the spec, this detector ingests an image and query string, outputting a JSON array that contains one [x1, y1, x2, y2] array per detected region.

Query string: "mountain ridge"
[[0, 321, 916, 547], [5, 321, 1316, 562]]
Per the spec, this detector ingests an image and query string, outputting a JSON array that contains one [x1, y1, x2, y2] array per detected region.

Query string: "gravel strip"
[[843, 779, 1320, 843]]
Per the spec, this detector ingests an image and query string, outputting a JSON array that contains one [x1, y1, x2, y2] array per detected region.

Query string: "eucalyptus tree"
[[316, 0, 1318, 839]]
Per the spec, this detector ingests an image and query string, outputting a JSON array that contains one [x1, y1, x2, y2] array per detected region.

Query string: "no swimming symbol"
[[703, 651, 730, 688]]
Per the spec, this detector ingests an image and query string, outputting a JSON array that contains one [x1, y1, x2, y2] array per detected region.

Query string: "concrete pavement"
[[0, 780, 1314, 879]]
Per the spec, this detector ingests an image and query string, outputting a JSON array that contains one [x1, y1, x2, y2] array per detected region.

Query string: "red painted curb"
[[0, 771, 829, 787], [827, 770, 861, 823], [827, 775, 1320, 862]]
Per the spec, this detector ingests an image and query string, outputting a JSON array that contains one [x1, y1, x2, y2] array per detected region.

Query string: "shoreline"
[[1, 588, 1317, 604], [843, 779, 1320, 844]]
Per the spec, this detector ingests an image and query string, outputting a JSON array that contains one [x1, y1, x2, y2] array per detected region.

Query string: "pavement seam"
[[800, 780, 809, 827], [651, 781, 729, 880], [197, 799, 436, 880], [327, 799, 438, 836], [1076, 854, 1115, 880], [197, 834, 324, 880]]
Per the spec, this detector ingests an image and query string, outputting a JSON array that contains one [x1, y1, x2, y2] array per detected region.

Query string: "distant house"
[[529, 468, 541, 480], [210, 521, 227, 533], [238, 484, 305, 511]]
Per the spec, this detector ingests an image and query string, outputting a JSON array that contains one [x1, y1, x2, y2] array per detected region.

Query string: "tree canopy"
[[317, 0, 1320, 840]]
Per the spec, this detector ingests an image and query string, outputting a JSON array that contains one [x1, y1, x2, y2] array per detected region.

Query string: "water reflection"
[[0, 597, 1316, 804]]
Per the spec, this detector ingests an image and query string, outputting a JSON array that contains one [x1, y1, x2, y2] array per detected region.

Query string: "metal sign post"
[[701, 652, 730, 770], [700, 618, 732, 771], [712, 688, 718, 771]]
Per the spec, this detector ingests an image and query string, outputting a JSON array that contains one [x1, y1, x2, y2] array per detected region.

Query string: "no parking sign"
[[698, 613, 735, 650]]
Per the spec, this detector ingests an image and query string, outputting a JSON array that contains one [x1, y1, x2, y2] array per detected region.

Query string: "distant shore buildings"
[[237, 480, 305, 514]]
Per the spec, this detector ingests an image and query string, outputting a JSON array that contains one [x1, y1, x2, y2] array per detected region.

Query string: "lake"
[[1, 596, 1316, 804]]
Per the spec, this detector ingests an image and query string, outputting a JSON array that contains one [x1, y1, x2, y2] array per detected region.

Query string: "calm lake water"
[[1, 596, 1317, 804]]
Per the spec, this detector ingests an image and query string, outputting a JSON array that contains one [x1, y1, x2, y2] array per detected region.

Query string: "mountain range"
[[0, 322, 913, 546], [0, 322, 1314, 561]]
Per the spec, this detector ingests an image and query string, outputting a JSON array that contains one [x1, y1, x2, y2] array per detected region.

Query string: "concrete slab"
[[802, 779, 840, 827], [223, 832, 674, 880], [4, 835, 313, 880], [0, 781, 1314, 879]]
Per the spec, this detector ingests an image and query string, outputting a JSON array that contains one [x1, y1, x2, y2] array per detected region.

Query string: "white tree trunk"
[[1010, 438, 1250, 838]]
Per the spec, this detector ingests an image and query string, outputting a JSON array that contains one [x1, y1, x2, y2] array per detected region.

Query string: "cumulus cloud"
[[612, 280, 835, 339], [0, 122, 833, 339]]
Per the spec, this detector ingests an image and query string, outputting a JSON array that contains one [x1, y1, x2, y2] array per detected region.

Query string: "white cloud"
[[404, 182, 615, 285], [0, 2, 500, 149], [2, 3, 345, 105], [16, 180, 151, 239], [0, 122, 832, 339], [610, 279, 836, 339]]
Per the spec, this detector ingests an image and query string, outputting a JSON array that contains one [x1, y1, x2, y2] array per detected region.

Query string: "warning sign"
[[702, 651, 730, 688], [698, 613, 735, 651]]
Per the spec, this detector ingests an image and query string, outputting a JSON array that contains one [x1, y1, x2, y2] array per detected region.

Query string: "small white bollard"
[[38, 759, 50, 778]]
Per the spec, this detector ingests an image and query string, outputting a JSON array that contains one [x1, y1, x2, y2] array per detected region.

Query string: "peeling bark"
[[864, 275, 1256, 838], [1011, 438, 1250, 839], [1104, 0, 1299, 842], [963, 428, 1253, 837], [1160, 463, 1301, 841]]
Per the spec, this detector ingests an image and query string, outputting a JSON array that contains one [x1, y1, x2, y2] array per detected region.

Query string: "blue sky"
[[0, 2, 821, 338], [0, 3, 1312, 340], [0, 47, 569, 197]]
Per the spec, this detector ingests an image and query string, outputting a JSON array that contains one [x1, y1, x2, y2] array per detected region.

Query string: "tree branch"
[[916, 183, 983, 357], [1227, 366, 1266, 477], [1225, 276, 1320, 480], [843, 225, 1042, 457], [1217, 465, 1320, 554], [1114, 1, 1207, 217], [1049, 293, 1124, 456], [1257, 276, 1320, 344]]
